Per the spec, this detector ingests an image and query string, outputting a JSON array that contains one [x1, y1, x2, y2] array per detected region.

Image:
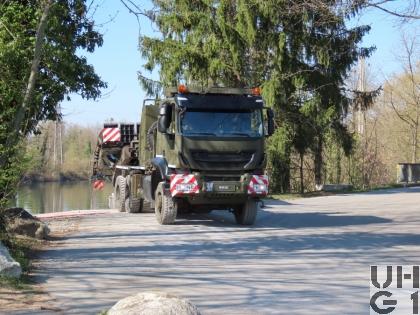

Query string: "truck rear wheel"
[[154, 183, 177, 224], [234, 199, 258, 225], [139, 199, 153, 213], [115, 175, 127, 212], [125, 197, 141, 213]]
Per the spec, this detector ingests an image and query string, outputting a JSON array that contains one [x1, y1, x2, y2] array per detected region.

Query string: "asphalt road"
[[26, 187, 420, 314]]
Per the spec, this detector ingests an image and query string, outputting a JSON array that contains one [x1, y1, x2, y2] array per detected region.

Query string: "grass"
[[0, 232, 41, 289]]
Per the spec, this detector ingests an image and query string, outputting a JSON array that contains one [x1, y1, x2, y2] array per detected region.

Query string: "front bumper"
[[169, 172, 268, 203]]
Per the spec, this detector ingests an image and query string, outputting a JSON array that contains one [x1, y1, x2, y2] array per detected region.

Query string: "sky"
[[61, 0, 420, 126]]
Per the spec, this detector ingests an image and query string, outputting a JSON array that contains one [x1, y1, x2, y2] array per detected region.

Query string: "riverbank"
[[21, 171, 89, 184]]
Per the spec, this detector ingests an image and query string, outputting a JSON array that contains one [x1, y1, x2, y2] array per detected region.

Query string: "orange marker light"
[[252, 87, 261, 96], [178, 84, 188, 94]]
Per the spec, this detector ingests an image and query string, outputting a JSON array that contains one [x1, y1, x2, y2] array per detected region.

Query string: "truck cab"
[[114, 86, 274, 225]]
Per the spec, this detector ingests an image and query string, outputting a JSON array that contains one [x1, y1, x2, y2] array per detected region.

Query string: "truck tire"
[[234, 199, 258, 225], [124, 175, 141, 213], [125, 197, 141, 213], [154, 183, 177, 224], [139, 199, 153, 213], [115, 175, 127, 212]]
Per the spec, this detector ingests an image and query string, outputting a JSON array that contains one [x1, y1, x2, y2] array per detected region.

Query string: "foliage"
[[136, 0, 372, 191], [24, 122, 99, 180], [0, 0, 106, 208]]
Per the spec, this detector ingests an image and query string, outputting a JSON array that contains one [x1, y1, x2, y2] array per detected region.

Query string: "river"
[[15, 181, 113, 214]]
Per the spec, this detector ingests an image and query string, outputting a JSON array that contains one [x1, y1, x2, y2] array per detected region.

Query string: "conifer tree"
[[137, 0, 373, 191]]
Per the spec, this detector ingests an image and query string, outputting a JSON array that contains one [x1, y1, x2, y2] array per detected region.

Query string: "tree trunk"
[[314, 136, 323, 188], [413, 126, 418, 163], [299, 152, 304, 194], [16, 0, 52, 135], [0, 0, 52, 169]]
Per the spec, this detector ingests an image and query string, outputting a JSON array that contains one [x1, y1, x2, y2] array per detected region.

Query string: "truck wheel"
[[139, 199, 153, 213], [125, 197, 141, 213], [234, 199, 258, 225], [154, 183, 177, 224], [115, 175, 127, 212]]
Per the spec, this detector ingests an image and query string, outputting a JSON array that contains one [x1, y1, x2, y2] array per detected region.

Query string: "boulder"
[[0, 241, 22, 278], [3, 208, 49, 239], [108, 292, 201, 315]]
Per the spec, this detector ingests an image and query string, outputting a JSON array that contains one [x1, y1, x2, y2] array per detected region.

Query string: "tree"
[[383, 34, 420, 163], [0, 0, 106, 207], [127, 0, 372, 191]]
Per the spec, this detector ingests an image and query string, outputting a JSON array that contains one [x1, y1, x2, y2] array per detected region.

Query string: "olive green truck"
[[93, 86, 274, 225]]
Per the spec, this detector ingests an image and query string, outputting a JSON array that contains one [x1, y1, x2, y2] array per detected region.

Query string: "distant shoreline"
[[21, 172, 89, 185]]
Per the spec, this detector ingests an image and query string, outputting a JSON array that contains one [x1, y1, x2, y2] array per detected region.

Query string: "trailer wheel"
[[115, 175, 127, 212], [154, 183, 177, 224], [139, 199, 153, 213], [234, 199, 258, 225], [125, 196, 141, 213]]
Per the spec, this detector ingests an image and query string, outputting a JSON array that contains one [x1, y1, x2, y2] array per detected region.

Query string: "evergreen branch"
[[137, 73, 162, 97]]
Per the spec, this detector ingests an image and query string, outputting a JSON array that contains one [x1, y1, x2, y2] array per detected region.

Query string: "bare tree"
[[362, 0, 420, 21], [384, 33, 420, 163]]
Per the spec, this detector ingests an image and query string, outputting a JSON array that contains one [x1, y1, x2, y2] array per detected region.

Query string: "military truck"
[[106, 86, 274, 225]]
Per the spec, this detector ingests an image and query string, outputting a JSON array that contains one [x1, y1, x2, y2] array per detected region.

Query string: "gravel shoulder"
[[4, 187, 420, 314]]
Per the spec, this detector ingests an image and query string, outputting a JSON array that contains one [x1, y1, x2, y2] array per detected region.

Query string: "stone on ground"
[[0, 241, 22, 278], [108, 291, 201, 315], [3, 208, 49, 239]]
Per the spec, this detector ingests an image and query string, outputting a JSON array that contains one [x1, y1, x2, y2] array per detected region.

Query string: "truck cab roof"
[[174, 93, 263, 110]]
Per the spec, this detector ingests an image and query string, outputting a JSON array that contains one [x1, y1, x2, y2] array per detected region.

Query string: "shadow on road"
[[253, 208, 392, 229]]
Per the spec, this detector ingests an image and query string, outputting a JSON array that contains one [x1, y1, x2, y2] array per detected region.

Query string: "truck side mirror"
[[158, 104, 172, 134], [266, 108, 275, 137]]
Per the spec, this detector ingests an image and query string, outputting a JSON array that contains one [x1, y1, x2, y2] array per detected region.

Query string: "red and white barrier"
[[170, 174, 200, 197], [247, 175, 269, 195], [93, 179, 105, 190], [101, 128, 121, 143]]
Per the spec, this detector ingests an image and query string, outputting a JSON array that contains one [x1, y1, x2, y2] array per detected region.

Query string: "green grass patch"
[[0, 232, 41, 289]]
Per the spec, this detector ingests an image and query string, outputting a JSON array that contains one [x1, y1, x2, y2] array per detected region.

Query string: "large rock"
[[108, 292, 201, 315], [0, 241, 22, 278], [3, 208, 49, 239]]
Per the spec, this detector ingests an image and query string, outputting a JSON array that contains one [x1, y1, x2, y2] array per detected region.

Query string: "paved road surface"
[[27, 187, 420, 314]]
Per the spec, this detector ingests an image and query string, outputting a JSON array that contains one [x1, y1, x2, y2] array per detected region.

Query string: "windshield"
[[181, 109, 263, 137]]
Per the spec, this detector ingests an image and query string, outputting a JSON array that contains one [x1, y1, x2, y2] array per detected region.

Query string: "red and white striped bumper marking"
[[93, 180, 105, 190], [247, 175, 269, 195], [102, 128, 121, 143], [170, 174, 200, 197]]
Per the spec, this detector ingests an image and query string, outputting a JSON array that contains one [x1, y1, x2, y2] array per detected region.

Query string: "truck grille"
[[191, 151, 254, 169]]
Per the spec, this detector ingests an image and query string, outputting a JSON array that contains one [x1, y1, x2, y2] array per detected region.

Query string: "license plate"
[[215, 184, 236, 192]]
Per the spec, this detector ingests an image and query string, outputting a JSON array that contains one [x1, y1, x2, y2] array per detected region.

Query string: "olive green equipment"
[[107, 87, 275, 225]]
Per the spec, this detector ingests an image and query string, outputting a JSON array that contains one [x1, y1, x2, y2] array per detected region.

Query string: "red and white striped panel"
[[247, 175, 269, 195], [101, 128, 121, 143], [170, 174, 200, 197]]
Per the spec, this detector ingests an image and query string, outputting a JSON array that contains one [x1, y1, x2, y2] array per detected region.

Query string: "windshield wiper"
[[228, 132, 251, 137], [187, 132, 217, 136]]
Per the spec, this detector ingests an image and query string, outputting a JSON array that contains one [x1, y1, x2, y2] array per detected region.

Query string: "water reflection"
[[15, 181, 113, 214]]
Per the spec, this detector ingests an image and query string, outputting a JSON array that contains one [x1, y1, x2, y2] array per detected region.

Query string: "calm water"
[[15, 181, 113, 214]]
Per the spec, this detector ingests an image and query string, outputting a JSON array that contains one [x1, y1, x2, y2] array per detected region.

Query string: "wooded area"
[[0, 0, 419, 210]]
